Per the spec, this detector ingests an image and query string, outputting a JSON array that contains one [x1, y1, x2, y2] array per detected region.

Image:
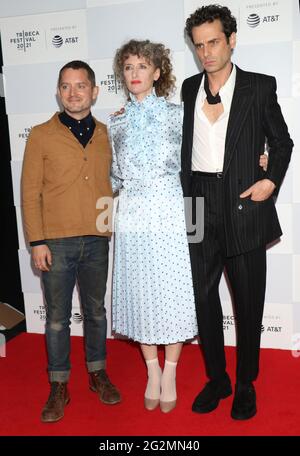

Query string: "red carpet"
[[0, 333, 299, 436]]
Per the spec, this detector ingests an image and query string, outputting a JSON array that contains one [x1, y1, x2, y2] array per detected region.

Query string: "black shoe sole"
[[192, 387, 232, 414]]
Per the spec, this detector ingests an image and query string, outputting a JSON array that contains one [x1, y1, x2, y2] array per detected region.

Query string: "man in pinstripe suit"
[[181, 5, 293, 420]]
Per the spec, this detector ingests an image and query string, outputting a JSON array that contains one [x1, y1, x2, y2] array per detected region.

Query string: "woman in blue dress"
[[108, 40, 197, 413]]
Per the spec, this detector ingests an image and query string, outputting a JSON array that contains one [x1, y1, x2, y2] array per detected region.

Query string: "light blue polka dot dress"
[[108, 92, 197, 344]]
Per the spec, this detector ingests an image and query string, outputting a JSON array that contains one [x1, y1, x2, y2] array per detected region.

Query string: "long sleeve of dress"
[[107, 116, 123, 193]]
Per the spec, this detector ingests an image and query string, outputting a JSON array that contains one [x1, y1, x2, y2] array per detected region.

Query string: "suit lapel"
[[223, 66, 254, 175]]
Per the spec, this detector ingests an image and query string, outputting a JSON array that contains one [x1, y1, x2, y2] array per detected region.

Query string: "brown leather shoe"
[[89, 370, 121, 405], [41, 382, 70, 423]]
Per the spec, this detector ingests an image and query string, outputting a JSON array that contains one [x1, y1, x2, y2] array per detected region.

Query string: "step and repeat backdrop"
[[0, 0, 299, 349]]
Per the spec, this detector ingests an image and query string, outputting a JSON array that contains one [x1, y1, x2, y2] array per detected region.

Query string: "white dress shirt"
[[192, 64, 236, 172]]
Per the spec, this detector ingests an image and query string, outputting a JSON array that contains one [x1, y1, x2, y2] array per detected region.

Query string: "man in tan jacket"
[[22, 60, 121, 423]]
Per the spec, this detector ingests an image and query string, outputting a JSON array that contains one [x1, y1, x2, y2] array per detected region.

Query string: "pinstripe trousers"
[[189, 172, 266, 384]]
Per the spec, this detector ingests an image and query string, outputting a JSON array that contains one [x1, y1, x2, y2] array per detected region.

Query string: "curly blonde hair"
[[114, 39, 176, 99]]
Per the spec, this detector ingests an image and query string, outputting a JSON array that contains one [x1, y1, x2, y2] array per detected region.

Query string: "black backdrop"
[[0, 37, 25, 341]]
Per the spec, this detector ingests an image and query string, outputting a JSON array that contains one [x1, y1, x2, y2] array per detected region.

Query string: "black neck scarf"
[[204, 64, 234, 105], [204, 72, 221, 105]]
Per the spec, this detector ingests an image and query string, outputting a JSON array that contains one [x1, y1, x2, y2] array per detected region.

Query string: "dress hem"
[[112, 330, 198, 345]]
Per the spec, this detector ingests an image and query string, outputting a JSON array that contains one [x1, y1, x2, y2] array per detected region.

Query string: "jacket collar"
[[47, 112, 106, 138], [184, 65, 254, 176]]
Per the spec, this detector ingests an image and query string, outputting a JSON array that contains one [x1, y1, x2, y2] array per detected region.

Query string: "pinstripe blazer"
[[181, 66, 293, 256]]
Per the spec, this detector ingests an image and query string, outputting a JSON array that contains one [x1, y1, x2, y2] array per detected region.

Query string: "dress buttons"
[[238, 204, 243, 210], [84, 176, 89, 180]]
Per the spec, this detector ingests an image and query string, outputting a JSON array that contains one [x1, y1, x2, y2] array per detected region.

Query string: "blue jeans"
[[42, 236, 109, 383]]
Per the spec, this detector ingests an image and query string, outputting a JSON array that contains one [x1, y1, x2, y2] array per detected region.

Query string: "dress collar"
[[128, 89, 165, 108]]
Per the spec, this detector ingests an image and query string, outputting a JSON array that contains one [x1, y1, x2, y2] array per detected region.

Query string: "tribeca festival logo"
[[50, 25, 79, 48], [9, 29, 40, 52], [33, 305, 46, 321], [223, 315, 236, 331], [100, 74, 122, 94], [0, 334, 6, 357], [18, 126, 32, 141]]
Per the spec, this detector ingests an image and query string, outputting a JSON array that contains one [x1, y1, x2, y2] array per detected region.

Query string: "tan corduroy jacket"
[[21, 112, 113, 242]]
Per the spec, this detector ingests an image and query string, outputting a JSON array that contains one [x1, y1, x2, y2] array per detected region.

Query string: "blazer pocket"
[[235, 197, 270, 214]]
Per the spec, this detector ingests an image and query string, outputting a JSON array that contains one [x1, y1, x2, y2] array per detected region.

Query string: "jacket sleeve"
[[21, 127, 45, 243], [263, 76, 293, 190]]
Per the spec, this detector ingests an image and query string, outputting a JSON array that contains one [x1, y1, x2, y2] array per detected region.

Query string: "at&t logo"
[[247, 13, 260, 27], [72, 312, 83, 324], [247, 13, 280, 28], [51, 35, 79, 48], [52, 35, 63, 48]]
